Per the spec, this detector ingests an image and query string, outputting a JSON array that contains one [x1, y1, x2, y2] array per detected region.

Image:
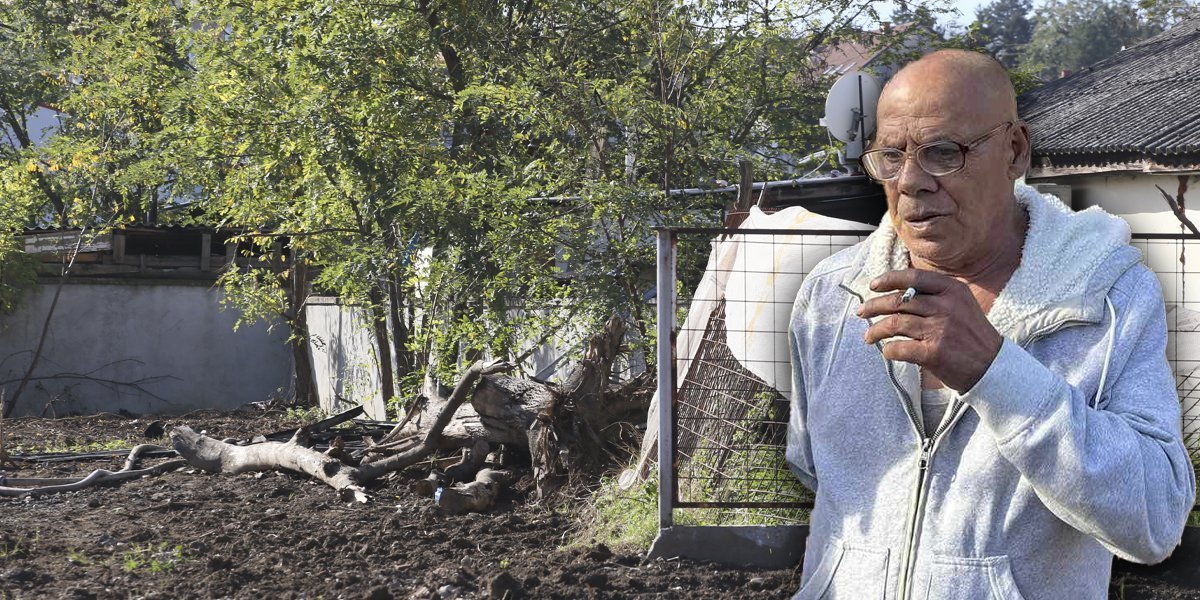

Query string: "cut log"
[[412, 471, 446, 497], [436, 468, 511, 515], [412, 438, 489, 497]]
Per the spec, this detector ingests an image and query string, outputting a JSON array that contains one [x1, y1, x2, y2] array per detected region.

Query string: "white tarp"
[[621, 205, 874, 487]]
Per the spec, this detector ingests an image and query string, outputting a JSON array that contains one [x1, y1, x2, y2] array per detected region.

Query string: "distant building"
[[813, 22, 936, 81]]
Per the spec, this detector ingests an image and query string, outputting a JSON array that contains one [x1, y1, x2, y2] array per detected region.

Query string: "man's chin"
[[900, 234, 959, 267]]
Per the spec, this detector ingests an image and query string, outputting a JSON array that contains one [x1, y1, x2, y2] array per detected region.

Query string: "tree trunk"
[[367, 286, 396, 405], [171, 316, 653, 504], [171, 359, 516, 503], [387, 278, 414, 381], [289, 259, 318, 406]]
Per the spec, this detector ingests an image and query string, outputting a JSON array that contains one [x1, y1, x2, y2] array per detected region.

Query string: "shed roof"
[[1018, 17, 1200, 175]]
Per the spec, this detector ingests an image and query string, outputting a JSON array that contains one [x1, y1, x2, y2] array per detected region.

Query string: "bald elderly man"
[[786, 50, 1195, 599]]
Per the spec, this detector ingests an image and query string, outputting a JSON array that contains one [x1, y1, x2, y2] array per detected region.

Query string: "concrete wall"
[[305, 297, 387, 420], [0, 280, 292, 417]]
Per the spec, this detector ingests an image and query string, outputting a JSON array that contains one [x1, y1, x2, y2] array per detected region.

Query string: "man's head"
[[869, 49, 1031, 273]]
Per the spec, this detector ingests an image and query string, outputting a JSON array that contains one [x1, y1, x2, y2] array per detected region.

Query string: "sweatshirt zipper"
[[840, 283, 962, 599], [897, 394, 963, 600], [882, 348, 964, 600], [892, 318, 1092, 599]]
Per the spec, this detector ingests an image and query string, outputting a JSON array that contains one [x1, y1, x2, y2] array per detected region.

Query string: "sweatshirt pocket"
[[794, 537, 890, 600], [921, 554, 1026, 600]]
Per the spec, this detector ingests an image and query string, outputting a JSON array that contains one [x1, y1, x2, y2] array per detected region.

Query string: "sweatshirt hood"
[[844, 183, 1141, 344]]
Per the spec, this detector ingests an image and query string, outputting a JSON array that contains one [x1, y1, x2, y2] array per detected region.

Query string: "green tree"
[[1, 0, 904, 415], [1138, 0, 1200, 25], [974, 0, 1034, 68], [164, 0, 888, 409], [1021, 0, 1162, 78]]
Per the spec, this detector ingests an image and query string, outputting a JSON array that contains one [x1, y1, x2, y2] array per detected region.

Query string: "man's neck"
[[911, 204, 1028, 312]]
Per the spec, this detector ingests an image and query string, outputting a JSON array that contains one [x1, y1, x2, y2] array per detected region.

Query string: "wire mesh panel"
[[661, 229, 1200, 527], [666, 228, 872, 524], [1131, 234, 1200, 466]]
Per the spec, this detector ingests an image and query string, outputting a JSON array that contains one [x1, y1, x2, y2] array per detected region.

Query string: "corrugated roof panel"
[[1018, 18, 1200, 167]]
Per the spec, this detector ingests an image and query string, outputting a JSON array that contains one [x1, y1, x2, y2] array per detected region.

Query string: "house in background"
[[813, 22, 935, 80], [1020, 17, 1200, 234]]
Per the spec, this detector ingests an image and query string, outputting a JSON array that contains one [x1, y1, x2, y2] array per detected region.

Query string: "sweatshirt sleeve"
[[960, 269, 1196, 564], [786, 282, 819, 493]]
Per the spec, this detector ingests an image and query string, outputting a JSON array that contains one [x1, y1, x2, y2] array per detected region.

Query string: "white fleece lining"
[[853, 184, 1133, 342]]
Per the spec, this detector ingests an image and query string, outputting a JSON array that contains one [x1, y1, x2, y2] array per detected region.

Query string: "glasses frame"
[[861, 121, 1015, 182]]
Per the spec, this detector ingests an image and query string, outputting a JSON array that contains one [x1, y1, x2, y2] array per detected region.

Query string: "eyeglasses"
[[860, 121, 1014, 182]]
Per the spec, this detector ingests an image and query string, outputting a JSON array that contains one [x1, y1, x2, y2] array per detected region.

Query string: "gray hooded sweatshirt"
[[787, 185, 1196, 600]]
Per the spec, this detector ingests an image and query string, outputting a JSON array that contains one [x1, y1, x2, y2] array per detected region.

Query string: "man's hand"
[[858, 269, 1003, 392]]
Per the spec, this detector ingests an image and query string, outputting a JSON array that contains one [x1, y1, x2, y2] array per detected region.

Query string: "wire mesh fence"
[[1131, 234, 1200, 467], [658, 228, 1200, 526]]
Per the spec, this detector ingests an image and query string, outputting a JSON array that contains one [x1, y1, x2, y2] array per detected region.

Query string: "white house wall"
[[0, 281, 292, 417], [1042, 173, 1200, 233]]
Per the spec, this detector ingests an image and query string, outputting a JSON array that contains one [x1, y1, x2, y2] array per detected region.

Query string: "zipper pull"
[[918, 437, 934, 471]]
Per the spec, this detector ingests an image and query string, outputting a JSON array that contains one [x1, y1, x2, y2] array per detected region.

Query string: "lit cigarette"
[[900, 287, 918, 303]]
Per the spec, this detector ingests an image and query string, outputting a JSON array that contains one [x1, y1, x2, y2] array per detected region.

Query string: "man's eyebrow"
[[869, 135, 903, 149], [873, 129, 953, 149]]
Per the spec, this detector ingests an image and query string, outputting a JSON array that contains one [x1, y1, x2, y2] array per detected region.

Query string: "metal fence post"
[[656, 228, 676, 530]]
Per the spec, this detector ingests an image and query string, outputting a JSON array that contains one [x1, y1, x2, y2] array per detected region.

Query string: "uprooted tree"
[[167, 315, 652, 513]]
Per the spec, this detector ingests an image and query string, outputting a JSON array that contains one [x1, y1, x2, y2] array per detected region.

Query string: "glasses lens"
[[917, 142, 965, 176], [862, 149, 905, 180]]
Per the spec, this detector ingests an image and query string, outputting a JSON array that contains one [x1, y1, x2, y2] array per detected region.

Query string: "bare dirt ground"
[[1, 411, 1197, 599]]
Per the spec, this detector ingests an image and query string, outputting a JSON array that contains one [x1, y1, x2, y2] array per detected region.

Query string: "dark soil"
[[0, 412, 1196, 599]]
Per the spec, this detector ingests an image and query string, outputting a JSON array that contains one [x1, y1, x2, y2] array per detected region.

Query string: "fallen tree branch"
[[169, 359, 515, 502], [353, 359, 513, 480], [1156, 183, 1200, 236], [0, 444, 186, 497], [171, 426, 372, 503]]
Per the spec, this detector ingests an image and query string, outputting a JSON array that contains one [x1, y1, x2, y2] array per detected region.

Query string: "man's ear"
[[1007, 121, 1032, 180]]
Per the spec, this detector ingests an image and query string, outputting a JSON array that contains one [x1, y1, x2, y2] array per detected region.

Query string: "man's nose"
[[894, 152, 937, 196]]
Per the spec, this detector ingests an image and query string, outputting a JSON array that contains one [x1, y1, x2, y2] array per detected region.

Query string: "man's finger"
[[864, 314, 926, 345], [879, 339, 929, 364], [869, 269, 956, 294], [858, 290, 939, 320]]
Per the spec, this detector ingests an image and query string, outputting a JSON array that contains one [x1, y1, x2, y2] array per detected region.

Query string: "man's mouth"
[[904, 214, 948, 231]]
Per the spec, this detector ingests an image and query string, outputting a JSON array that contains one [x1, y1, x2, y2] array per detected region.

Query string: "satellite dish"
[[820, 71, 881, 162]]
